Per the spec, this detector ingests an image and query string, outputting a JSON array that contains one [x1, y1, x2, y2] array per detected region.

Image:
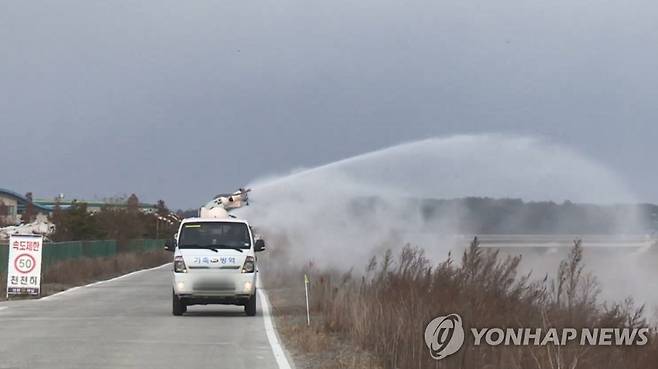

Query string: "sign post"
[[6, 234, 43, 298], [304, 274, 310, 326]]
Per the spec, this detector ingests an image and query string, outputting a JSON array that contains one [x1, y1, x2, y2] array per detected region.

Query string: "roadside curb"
[[41, 263, 172, 301], [0, 263, 173, 304]]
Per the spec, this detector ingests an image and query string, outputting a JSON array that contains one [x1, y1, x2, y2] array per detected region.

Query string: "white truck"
[[165, 189, 266, 316]]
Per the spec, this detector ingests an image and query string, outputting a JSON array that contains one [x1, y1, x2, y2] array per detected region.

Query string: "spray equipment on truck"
[[195, 188, 265, 249], [199, 188, 251, 219]]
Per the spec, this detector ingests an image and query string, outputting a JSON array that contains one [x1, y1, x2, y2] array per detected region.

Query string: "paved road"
[[0, 265, 283, 369]]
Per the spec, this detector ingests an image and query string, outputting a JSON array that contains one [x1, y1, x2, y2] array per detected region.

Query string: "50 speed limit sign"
[[6, 234, 43, 297]]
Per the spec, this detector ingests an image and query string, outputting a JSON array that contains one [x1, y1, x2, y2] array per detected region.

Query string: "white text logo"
[[424, 314, 465, 360]]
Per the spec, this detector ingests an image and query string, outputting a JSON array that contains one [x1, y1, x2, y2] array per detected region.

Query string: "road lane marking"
[[258, 275, 294, 369], [40, 263, 171, 301], [0, 306, 7, 312]]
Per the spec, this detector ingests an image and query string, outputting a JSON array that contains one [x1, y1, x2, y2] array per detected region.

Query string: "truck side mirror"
[[254, 239, 266, 252], [164, 238, 177, 252]]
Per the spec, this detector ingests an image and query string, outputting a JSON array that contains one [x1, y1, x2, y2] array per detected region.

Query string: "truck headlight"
[[174, 256, 187, 273], [242, 256, 255, 273]]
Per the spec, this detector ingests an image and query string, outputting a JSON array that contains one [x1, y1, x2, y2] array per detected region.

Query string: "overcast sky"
[[2, 0, 657, 208]]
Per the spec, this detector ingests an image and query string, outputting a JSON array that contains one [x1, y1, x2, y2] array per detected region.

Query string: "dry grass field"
[[266, 240, 658, 369]]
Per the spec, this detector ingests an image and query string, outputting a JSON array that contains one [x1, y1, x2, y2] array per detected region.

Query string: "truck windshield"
[[178, 222, 251, 250]]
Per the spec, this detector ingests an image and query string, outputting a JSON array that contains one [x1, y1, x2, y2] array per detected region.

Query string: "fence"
[[0, 239, 165, 274]]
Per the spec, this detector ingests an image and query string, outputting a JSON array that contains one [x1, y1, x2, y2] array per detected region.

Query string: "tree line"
[[352, 197, 657, 234], [49, 194, 180, 244], [419, 197, 657, 234]]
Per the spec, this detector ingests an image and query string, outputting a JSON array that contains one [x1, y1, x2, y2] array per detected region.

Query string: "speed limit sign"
[[15, 254, 37, 274], [6, 235, 43, 297]]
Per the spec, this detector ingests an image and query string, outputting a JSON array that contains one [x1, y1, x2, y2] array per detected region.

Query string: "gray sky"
[[2, 0, 657, 208]]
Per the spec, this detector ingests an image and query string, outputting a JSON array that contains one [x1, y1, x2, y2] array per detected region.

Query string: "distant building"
[[0, 188, 157, 225], [0, 189, 52, 225], [34, 198, 157, 214]]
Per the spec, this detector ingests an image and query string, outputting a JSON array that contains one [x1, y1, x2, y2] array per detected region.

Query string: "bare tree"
[[23, 192, 36, 223], [0, 200, 9, 226], [156, 199, 169, 217], [127, 193, 139, 213]]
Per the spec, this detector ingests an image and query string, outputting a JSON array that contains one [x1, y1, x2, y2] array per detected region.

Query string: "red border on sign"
[[14, 253, 36, 274]]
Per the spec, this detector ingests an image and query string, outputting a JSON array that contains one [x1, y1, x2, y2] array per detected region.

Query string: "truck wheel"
[[245, 291, 257, 316], [172, 290, 186, 316]]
